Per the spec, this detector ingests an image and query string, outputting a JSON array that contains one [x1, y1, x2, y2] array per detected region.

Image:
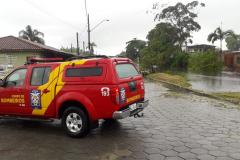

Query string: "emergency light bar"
[[26, 57, 64, 64]]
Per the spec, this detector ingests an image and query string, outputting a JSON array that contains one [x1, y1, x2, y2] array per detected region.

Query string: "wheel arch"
[[58, 101, 88, 119], [56, 92, 98, 121]]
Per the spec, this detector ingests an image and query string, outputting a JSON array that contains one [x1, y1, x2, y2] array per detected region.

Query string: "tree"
[[147, 23, 180, 52], [225, 34, 240, 51], [153, 1, 205, 48], [19, 25, 45, 44], [140, 23, 188, 71], [125, 38, 146, 61], [207, 27, 235, 52]]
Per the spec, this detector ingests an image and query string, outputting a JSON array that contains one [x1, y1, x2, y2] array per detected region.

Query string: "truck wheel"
[[62, 107, 89, 138]]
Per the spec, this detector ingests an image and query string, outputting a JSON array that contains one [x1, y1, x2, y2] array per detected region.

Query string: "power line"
[[23, 0, 84, 31]]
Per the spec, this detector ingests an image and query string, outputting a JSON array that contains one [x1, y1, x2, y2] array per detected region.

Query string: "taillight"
[[141, 82, 145, 90], [115, 88, 120, 104], [111, 88, 120, 105]]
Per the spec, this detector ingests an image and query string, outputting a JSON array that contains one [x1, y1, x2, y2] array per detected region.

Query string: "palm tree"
[[207, 27, 235, 53], [19, 25, 45, 44]]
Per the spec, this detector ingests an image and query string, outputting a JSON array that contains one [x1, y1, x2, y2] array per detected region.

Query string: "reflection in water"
[[187, 72, 240, 92]]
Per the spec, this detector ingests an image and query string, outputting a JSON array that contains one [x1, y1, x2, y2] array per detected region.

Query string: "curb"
[[147, 76, 239, 105]]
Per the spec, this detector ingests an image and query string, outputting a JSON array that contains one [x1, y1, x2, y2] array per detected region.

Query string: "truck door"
[[25, 64, 59, 117], [115, 63, 144, 107], [0, 68, 28, 115]]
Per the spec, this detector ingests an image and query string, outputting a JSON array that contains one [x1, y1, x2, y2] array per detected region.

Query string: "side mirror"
[[5, 81, 16, 87], [0, 79, 4, 87]]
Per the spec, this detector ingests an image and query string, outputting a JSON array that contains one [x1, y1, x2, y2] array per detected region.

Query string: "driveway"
[[0, 81, 240, 160]]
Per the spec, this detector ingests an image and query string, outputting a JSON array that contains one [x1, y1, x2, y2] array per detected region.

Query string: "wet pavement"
[[1, 81, 240, 160]]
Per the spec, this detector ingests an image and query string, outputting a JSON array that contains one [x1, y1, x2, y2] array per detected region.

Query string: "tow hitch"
[[112, 100, 149, 119], [134, 112, 144, 118]]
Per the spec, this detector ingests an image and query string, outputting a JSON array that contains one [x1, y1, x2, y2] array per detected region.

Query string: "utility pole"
[[220, 21, 223, 54], [70, 43, 73, 53], [83, 41, 85, 54], [87, 14, 91, 54], [76, 32, 80, 56]]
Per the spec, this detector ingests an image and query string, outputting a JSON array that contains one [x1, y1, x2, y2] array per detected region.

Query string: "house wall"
[[223, 54, 234, 68], [0, 52, 42, 67], [233, 54, 240, 72]]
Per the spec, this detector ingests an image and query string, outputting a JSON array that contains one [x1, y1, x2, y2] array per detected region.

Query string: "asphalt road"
[[0, 81, 240, 160]]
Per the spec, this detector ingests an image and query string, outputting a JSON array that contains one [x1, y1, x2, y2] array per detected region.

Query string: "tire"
[[62, 107, 89, 138]]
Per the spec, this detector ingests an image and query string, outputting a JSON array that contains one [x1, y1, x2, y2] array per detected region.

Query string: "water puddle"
[[187, 72, 240, 92]]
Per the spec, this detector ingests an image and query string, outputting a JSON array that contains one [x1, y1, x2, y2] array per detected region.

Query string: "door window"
[[31, 67, 51, 86], [5, 68, 27, 87]]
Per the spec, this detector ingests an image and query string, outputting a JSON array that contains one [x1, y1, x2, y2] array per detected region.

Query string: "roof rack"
[[66, 55, 109, 61]]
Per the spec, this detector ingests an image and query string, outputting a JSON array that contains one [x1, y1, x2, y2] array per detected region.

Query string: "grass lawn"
[[147, 73, 191, 88], [212, 92, 240, 104]]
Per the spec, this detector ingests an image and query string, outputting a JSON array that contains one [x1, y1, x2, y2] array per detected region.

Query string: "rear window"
[[116, 64, 139, 78], [66, 67, 102, 77]]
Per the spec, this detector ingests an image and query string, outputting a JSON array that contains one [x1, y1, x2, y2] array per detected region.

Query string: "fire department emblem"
[[30, 90, 41, 109], [101, 87, 110, 96]]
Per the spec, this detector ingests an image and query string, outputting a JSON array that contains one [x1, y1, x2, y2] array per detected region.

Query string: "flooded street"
[[0, 81, 240, 159], [187, 72, 240, 92]]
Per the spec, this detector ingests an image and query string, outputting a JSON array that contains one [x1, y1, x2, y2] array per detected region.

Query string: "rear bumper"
[[112, 100, 149, 119]]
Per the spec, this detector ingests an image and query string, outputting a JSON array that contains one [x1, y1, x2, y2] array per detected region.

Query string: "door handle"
[[42, 89, 50, 94]]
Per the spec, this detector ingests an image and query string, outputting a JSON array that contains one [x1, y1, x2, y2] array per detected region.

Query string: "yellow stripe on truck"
[[127, 94, 141, 103], [32, 60, 87, 116]]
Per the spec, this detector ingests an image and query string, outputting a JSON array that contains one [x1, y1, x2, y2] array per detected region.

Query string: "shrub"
[[140, 47, 189, 72], [170, 52, 189, 70], [188, 51, 223, 74]]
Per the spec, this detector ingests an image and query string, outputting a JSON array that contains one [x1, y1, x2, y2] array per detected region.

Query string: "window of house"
[[31, 67, 51, 86], [237, 57, 240, 64]]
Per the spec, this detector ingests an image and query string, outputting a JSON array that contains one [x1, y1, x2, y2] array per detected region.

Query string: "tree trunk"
[[220, 39, 223, 54]]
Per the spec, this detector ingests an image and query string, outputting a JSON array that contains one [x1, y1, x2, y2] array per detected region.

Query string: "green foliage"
[[19, 25, 45, 44], [147, 23, 179, 51], [148, 73, 191, 88], [225, 34, 240, 51], [170, 52, 189, 70], [140, 22, 189, 71], [125, 38, 146, 61], [60, 46, 78, 53], [212, 92, 240, 104], [140, 47, 160, 71], [188, 51, 223, 74], [153, 1, 205, 47]]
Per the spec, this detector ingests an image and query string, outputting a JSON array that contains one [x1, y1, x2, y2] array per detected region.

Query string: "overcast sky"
[[0, 0, 239, 55]]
